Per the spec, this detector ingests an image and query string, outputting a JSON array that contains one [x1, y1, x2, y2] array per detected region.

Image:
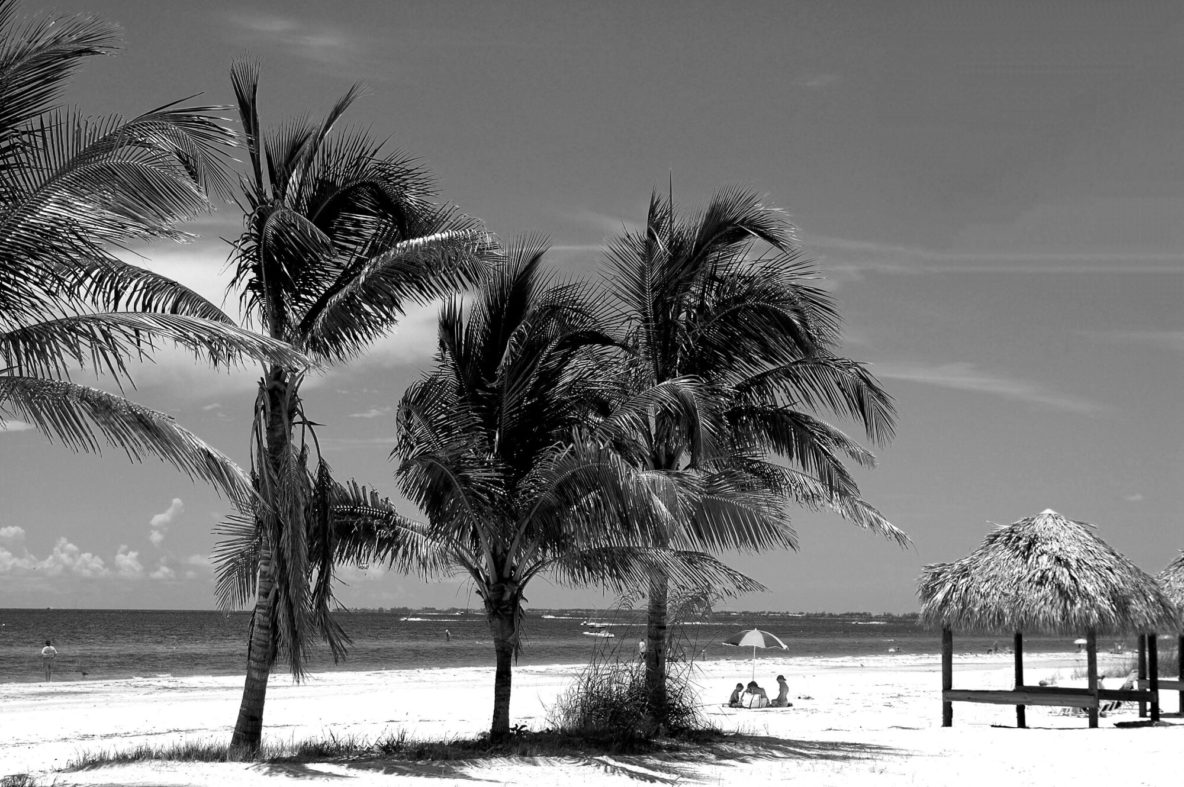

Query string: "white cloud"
[[150, 562, 176, 580], [877, 361, 1105, 415], [349, 407, 390, 419], [201, 402, 223, 412], [804, 233, 1184, 278], [39, 538, 107, 578], [1123, 493, 1144, 503], [114, 546, 144, 579], [795, 73, 842, 89], [149, 498, 185, 547], [0, 419, 34, 433], [0, 525, 26, 544]]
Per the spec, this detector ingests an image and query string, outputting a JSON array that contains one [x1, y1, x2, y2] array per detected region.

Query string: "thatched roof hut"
[[1159, 551, 1184, 617], [920, 509, 1178, 728], [919, 509, 1177, 636]]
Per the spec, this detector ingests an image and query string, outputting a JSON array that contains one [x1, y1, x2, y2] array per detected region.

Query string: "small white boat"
[[581, 621, 611, 628], [582, 631, 615, 638]]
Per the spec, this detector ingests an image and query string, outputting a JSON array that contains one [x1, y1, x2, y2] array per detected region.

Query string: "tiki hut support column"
[[1086, 629, 1098, 729], [1137, 634, 1148, 718], [1178, 635, 1183, 713], [941, 627, 953, 727], [1013, 631, 1025, 728], [1148, 633, 1160, 722]]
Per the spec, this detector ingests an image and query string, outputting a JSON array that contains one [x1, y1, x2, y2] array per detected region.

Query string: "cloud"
[[201, 403, 223, 412], [38, 538, 108, 578], [226, 13, 388, 80], [114, 546, 143, 578], [0, 534, 198, 582], [876, 361, 1105, 414], [0, 525, 25, 543], [804, 233, 1184, 278], [150, 563, 176, 580], [1083, 330, 1184, 354], [349, 407, 391, 419], [149, 498, 185, 548], [1123, 493, 1144, 503], [795, 73, 842, 89], [0, 419, 34, 433]]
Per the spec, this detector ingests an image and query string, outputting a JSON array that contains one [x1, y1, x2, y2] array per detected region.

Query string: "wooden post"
[[1137, 634, 1148, 718], [1086, 629, 1098, 728], [1177, 635, 1183, 715], [1013, 631, 1026, 728], [942, 627, 953, 727], [1148, 633, 1160, 723]]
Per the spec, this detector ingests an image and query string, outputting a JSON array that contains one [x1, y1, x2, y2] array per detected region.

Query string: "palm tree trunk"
[[230, 547, 275, 752], [230, 367, 290, 752], [644, 568, 669, 726], [489, 611, 516, 742]]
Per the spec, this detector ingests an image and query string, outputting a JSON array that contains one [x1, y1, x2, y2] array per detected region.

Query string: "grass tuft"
[[1, 775, 39, 787]]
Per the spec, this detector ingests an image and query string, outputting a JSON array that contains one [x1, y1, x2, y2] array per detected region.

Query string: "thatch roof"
[[918, 509, 1179, 635], [1159, 551, 1184, 620]]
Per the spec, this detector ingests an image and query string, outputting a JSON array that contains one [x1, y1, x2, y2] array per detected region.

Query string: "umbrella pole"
[[751, 646, 756, 682]]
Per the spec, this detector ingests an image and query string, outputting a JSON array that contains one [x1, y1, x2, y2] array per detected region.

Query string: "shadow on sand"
[[302, 734, 903, 785]]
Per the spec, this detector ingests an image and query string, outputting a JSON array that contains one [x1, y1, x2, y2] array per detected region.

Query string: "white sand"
[[2, 650, 1179, 786]]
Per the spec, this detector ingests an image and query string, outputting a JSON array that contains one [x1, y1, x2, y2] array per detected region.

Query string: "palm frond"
[[0, 375, 253, 504], [541, 546, 766, 597], [1, 312, 310, 384], [0, 2, 117, 144], [212, 509, 261, 611], [45, 254, 232, 321], [300, 226, 494, 361]]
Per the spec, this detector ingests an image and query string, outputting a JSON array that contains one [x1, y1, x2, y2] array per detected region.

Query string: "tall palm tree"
[[604, 186, 905, 717], [331, 239, 764, 741], [0, 0, 304, 504], [218, 62, 493, 752]]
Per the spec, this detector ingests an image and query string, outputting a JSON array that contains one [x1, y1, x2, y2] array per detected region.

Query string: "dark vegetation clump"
[[547, 590, 718, 745]]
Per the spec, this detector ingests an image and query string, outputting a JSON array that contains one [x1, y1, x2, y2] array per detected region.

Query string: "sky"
[[2, 0, 1182, 613]]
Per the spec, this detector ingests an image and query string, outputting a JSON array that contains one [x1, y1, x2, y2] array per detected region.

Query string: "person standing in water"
[[40, 640, 57, 681], [445, 629, 451, 642]]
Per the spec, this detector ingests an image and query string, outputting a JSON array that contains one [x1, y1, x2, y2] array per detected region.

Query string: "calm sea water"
[[0, 608, 1098, 684]]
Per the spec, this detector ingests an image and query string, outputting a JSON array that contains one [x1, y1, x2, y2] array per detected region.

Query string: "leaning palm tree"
[[0, 0, 304, 504], [604, 186, 905, 717], [331, 239, 764, 740], [218, 62, 493, 751]]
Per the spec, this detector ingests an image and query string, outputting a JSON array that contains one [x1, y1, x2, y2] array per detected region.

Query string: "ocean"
[[0, 607, 1104, 684]]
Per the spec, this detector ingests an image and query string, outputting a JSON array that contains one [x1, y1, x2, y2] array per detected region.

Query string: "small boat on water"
[[581, 620, 611, 628], [582, 631, 615, 638]]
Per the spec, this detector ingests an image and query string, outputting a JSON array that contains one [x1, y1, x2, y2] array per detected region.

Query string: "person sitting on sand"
[[770, 674, 792, 707], [745, 680, 769, 708], [728, 682, 744, 707]]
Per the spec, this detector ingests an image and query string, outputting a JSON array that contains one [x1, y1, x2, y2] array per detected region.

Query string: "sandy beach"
[[2, 649, 1178, 786]]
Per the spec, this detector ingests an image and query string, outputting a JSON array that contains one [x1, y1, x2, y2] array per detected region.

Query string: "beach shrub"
[[548, 592, 713, 742], [1, 775, 38, 787], [548, 657, 704, 744]]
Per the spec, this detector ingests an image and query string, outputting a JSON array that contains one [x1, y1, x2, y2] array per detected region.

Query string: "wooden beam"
[[1136, 678, 1184, 691], [942, 627, 953, 727], [1178, 635, 1183, 716], [1013, 631, 1025, 728], [1086, 629, 1098, 728], [944, 689, 1098, 708], [1148, 633, 1160, 722], [1137, 634, 1148, 718]]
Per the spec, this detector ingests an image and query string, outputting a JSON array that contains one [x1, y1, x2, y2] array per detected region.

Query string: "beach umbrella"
[[722, 628, 787, 680]]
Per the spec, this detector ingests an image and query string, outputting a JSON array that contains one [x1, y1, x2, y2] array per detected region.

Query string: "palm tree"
[[0, 0, 305, 504], [603, 186, 905, 717], [331, 239, 764, 741], [218, 62, 493, 752]]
